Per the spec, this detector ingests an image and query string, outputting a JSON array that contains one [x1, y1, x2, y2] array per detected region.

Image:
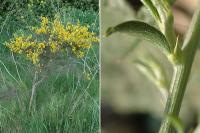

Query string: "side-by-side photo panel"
[[101, 0, 200, 133]]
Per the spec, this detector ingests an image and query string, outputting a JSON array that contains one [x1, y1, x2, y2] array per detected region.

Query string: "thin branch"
[[11, 52, 23, 83], [29, 71, 46, 111], [159, 3, 200, 133], [0, 60, 21, 86]]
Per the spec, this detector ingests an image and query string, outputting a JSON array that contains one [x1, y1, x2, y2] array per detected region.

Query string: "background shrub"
[[0, 0, 99, 132]]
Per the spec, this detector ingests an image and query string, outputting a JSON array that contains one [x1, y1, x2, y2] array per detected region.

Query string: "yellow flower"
[[35, 16, 49, 34], [50, 41, 59, 53], [41, 16, 48, 26], [35, 27, 47, 34], [31, 53, 39, 64], [5, 16, 99, 66], [77, 51, 84, 58], [38, 42, 45, 49]]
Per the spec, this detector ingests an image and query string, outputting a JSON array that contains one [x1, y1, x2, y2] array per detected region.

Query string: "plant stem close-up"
[[160, 3, 200, 132], [102, 0, 200, 133]]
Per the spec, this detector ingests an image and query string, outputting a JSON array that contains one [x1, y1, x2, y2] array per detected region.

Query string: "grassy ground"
[[0, 4, 99, 133]]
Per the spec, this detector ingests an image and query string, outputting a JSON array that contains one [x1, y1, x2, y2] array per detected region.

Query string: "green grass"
[[0, 5, 99, 133]]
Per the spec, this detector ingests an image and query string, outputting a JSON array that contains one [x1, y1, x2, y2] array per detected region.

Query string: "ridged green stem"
[[159, 4, 200, 133]]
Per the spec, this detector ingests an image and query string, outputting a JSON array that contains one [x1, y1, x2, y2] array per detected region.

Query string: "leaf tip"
[[106, 27, 115, 37]]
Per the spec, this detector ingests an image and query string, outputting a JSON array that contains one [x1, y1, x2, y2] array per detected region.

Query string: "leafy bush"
[[0, 1, 99, 132], [5, 16, 99, 65], [66, 0, 98, 11], [0, 0, 98, 16]]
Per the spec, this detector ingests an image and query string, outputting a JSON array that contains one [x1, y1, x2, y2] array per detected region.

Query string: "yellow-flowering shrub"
[[5, 16, 99, 66]]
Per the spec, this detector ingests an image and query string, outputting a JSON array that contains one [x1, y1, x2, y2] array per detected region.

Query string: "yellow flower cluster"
[[5, 16, 99, 66], [50, 19, 99, 58], [35, 17, 48, 34], [5, 35, 46, 64]]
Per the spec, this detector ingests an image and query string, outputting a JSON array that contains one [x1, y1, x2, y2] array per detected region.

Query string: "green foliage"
[[67, 0, 99, 11], [5, 17, 99, 66], [0, 0, 98, 15], [141, 0, 161, 23], [0, 40, 99, 132], [141, 0, 176, 48], [0, 7, 99, 54], [0, 0, 99, 30], [0, 1, 99, 132], [0, 75, 99, 132], [106, 21, 171, 55], [134, 55, 169, 100]]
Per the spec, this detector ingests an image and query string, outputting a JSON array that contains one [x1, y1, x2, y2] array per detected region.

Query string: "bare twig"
[[11, 52, 23, 83], [29, 71, 46, 111]]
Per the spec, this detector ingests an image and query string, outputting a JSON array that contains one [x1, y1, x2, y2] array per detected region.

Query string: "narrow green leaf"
[[141, 0, 161, 23], [134, 59, 156, 80], [134, 55, 169, 100], [106, 21, 171, 55], [143, 0, 176, 48], [167, 115, 185, 133]]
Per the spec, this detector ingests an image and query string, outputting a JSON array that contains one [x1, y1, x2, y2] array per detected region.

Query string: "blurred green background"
[[101, 0, 200, 133]]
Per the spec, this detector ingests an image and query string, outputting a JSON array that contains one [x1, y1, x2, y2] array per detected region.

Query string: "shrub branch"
[[159, 3, 200, 133]]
